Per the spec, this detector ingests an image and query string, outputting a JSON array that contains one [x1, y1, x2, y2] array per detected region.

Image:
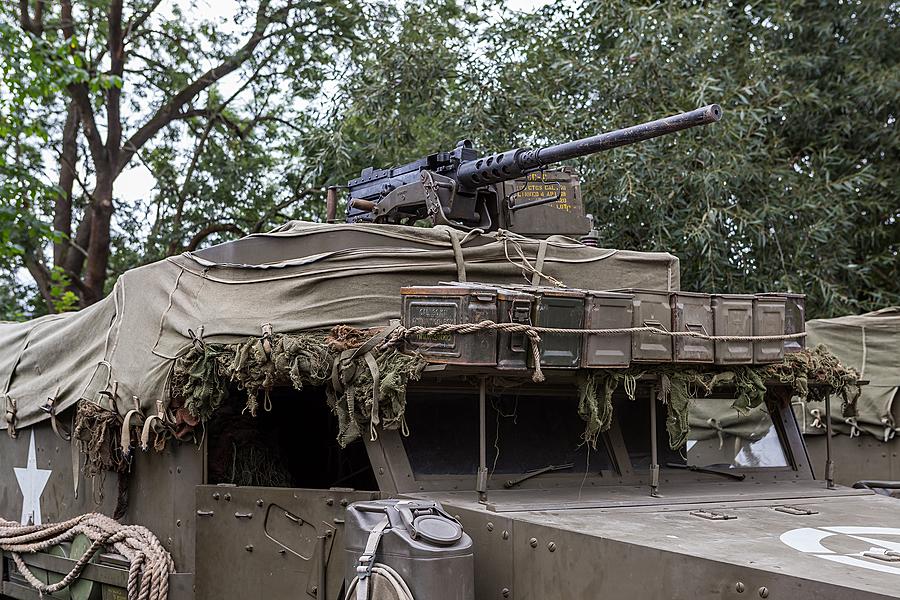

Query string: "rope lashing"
[[0, 512, 174, 600], [383, 320, 809, 383]]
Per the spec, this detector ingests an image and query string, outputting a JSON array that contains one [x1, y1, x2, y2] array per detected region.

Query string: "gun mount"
[[344, 104, 722, 234]]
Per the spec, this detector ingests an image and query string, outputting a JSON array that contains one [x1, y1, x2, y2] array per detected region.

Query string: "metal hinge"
[[690, 509, 737, 521], [773, 505, 819, 516]]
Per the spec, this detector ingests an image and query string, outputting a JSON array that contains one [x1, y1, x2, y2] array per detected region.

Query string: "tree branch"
[[185, 223, 246, 252], [123, 0, 163, 42], [117, 0, 283, 175], [251, 188, 321, 233], [22, 253, 54, 311], [18, 0, 44, 36], [106, 0, 125, 164], [53, 100, 79, 268]]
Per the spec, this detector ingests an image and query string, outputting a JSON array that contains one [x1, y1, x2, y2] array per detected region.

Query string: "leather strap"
[[120, 409, 143, 456], [530, 239, 549, 286], [356, 517, 390, 600]]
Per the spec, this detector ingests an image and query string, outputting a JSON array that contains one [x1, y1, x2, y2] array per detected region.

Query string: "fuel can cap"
[[413, 514, 463, 546]]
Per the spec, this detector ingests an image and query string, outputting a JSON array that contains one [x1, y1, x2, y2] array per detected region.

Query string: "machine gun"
[[338, 104, 722, 235]]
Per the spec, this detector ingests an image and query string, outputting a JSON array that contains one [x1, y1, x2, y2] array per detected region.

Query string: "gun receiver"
[[345, 104, 721, 233]]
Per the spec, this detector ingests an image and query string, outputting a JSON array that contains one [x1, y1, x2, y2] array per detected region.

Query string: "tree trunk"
[[82, 173, 114, 304]]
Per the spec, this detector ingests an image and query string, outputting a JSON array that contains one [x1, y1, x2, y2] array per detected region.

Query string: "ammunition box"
[[711, 294, 754, 364], [513, 286, 585, 369], [611, 289, 674, 362], [496, 288, 535, 370], [582, 291, 633, 368], [759, 292, 806, 354], [672, 292, 714, 363], [753, 296, 787, 364], [400, 286, 498, 365]]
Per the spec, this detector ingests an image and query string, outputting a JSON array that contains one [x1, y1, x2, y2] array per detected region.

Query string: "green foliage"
[[1, 0, 897, 321], [312, 0, 899, 319]]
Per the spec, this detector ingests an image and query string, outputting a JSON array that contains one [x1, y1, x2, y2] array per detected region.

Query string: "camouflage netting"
[[167, 326, 427, 448], [575, 345, 861, 451]]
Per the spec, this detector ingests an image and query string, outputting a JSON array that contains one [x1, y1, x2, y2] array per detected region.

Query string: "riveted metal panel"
[[193, 486, 378, 600]]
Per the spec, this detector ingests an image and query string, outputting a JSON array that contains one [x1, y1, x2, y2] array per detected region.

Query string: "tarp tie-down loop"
[[187, 326, 205, 351], [810, 408, 824, 430], [141, 400, 170, 451], [706, 417, 725, 450], [4, 395, 17, 439], [40, 386, 70, 442], [844, 416, 860, 438], [121, 403, 144, 457], [335, 322, 403, 441]]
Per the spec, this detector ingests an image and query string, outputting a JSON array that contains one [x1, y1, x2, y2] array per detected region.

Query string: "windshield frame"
[[363, 376, 813, 496]]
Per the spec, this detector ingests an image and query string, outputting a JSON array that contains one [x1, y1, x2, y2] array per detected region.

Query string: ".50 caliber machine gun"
[[335, 105, 722, 236]]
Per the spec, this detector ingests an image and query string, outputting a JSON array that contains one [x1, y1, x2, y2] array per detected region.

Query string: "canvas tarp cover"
[[799, 307, 900, 440], [0, 221, 680, 431]]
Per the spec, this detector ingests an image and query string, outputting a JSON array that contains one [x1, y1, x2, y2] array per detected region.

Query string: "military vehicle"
[[1, 105, 899, 600]]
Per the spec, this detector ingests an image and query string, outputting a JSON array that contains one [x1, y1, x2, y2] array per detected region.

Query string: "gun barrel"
[[457, 104, 721, 188]]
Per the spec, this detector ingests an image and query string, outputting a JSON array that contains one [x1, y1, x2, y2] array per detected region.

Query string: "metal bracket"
[[773, 505, 819, 516], [690, 510, 737, 521]]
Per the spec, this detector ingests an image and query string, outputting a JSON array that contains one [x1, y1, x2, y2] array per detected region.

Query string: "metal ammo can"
[[400, 286, 498, 365], [512, 286, 585, 368], [759, 292, 806, 353], [582, 290, 633, 368], [495, 287, 535, 370], [671, 291, 714, 363], [753, 295, 786, 364], [711, 294, 754, 364], [611, 289, 674, 362], [344, 499, 474, 600]]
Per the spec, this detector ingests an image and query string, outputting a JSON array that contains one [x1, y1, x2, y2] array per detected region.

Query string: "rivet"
[[311, 587, 318, 595], [256, 499, 264, 507], [326, 498, 334, 506], [758, 587, 769, 598], [326, 530, 334, 538], [735, 582, 745, 593], [547, 541, 556, 552], [212, 493, 220, 501], [378, 467, 385, 475], [529, 537, 537, 548], [501, 588, 510, 598], [224, 493, 232, 502], [486, 522, 494, 532], [176, 466, 182, 474], [244, 544, 253, 552], [340, 498, 349, 507], [278, 549, 286, 555], [175, 520, 182, 527], [502, 530, 509, 540]]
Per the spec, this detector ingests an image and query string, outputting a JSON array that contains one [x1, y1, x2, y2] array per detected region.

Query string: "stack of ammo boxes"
[[400, 284, 805, 371]]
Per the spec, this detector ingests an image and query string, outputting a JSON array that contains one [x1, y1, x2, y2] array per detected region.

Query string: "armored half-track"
[[1, 107, 898, 600]]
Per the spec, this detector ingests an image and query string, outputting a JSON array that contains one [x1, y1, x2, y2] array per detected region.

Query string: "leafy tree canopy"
[[1, 0, 897, 320]]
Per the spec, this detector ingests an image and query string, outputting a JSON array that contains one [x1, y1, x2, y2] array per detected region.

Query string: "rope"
[[0, 512, 174, 600], [384, 320, 808, 383], [386, 319, 808, 343]]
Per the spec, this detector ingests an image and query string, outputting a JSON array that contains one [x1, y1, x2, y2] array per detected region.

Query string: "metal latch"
[[690, 509, 737, 521], [773, 505, 819, 516]]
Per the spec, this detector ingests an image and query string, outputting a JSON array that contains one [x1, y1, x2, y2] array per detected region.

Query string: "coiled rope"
[[345, 563, 415, 600], [382, 320, 808, 384], [0, 512, 174, 600]]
